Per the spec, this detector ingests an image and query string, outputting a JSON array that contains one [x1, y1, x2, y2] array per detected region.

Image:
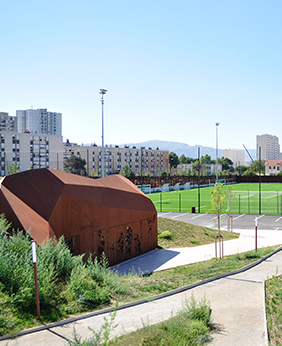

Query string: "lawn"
[[157, 217, 238, 249], [148, 183, 282, 215]]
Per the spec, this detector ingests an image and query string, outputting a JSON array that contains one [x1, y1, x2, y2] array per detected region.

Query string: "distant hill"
[[120, 140, 256, 162]]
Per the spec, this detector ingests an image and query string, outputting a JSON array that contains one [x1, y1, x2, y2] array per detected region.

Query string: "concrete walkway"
[[1, 229, 282, 346]]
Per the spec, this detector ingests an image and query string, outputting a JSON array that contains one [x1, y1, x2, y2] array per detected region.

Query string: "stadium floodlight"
[[99, 89, 107, 178], [215, 122, 220, 182]]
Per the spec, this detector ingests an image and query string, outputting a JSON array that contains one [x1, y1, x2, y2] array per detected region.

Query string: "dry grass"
[[265, 274, 282, 345], [157, 217, 238, 249]]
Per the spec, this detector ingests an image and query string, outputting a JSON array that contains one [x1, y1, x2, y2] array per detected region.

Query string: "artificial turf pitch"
[[148, 183, 282, 215]]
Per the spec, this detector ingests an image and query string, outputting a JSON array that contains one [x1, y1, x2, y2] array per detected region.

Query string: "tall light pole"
[[99, 89, 107, 177], [215, 122, 220, 182]]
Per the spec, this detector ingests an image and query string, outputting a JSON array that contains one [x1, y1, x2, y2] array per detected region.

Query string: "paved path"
[[1, 226, 282, 345]]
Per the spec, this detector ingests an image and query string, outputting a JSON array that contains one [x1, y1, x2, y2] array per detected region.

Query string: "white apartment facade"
[[256, 134, 280, 160], [0, 131, 64, 176], [223, 149, 245, 167], [0, 112, 17, 132], [16, 108, 62, 136], [63, 143, 170, 177]]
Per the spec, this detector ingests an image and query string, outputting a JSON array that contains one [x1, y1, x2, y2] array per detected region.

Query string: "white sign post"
[[32, 240, 41, 320], [254, 217, 258, 252]]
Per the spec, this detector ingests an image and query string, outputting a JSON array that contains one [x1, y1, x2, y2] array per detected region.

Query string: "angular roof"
[[0, 169, 156, 245]]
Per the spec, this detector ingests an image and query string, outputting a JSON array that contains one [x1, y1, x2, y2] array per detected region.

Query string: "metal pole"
[[99, 89, 107, 178], [254, 217, 258, 252], [31, 241, 40, 320], [215, 122, 220, 182], [198, 147, 200, 213], [248, 190, 250, 214], [259, 146, 261, 215]]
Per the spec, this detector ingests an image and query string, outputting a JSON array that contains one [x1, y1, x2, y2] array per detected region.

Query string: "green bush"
[[158, 231, 173, 240], [38, 236, 73, 280], [67, 264, 110, 306]]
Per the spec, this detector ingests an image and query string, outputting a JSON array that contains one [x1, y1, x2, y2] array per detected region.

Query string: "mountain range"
[[121, 140, 256, 162]]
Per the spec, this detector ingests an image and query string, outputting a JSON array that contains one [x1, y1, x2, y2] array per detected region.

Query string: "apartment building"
[[16, 108, 62, 136], [0, 131, 64, 176], [223, 149, 245, 167], [63, 143, 170, 176], [0, 112, 17, 132], [256, 134, 280, 160]]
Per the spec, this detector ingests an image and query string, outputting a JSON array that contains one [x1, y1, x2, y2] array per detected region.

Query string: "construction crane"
[[243, 144, 254, 163]]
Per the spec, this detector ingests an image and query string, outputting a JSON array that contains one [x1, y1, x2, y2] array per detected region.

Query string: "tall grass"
[[113, 295, 212, 346], [0, 220, 119, 335]]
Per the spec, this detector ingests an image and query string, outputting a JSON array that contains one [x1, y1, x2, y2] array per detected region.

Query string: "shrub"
[[67, 264, 110, 306], [158, 231, 173, 240]]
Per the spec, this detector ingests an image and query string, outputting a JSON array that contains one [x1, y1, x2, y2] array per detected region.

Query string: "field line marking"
[[233, 214, 246, 220], [171, 214, 184, 219], [157, 212, 172, 217], [275, 216, 282, 222], [191, 213, 208, 219], [257, 214, 265, 220]]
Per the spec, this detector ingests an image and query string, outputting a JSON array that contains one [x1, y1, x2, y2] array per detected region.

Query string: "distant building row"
[[64, 142, 169, 177], [0, 108, 62, 136], [0, 131, 169, 177], [223, 134, 282, 167]]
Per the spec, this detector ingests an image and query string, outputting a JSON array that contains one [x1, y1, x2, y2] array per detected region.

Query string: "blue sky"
[[1, 0, 282, 151]]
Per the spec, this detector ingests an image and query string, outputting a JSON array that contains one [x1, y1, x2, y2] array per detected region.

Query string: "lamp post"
[[99, 88, 107, 178], [215, 122, 220, 182]]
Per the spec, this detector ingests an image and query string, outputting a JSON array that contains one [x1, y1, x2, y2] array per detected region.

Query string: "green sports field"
[[148, 183, 282, 215]]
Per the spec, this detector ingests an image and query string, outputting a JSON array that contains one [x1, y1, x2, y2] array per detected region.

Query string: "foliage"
[[179, 154, 196, 164], [119, 165, 135, 178], [211, 183, 224, 231], [200, 154, 215, 165], [235, 165, 249, 175], [67, 302, 119, 346], [158, 230, 173, 240], [0, 212, 277, 337], [0, 226, 115, 336], [64, 155, 87, 176], [265, 274, 282, 345], [224, 185, 236, 213], [218, 157, 233, 171], [250, 159, 265, 173], [169, 152, 179, 169], [114, 295, 212, 346], [7, 164, 20, 175]]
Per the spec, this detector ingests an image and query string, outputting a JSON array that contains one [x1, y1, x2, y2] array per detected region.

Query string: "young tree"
[[211, 183, 224, 232], [7, 164, 20, 175], [169, 152, 179, 169], [224, 185, 236, 214], [250, 160, 266, 175], [119, 165, 135, 178], [63, 155, 87, 176], [179, 154, 187, 164]]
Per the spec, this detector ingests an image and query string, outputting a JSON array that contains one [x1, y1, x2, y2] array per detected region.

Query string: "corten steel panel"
[[0, 168, 157, 266], [2, 169, 63, 221], [0, 185, 55, 243]]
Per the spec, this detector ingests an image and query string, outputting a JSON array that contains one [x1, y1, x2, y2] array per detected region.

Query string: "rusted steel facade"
[[0, 169, 157, 266]]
